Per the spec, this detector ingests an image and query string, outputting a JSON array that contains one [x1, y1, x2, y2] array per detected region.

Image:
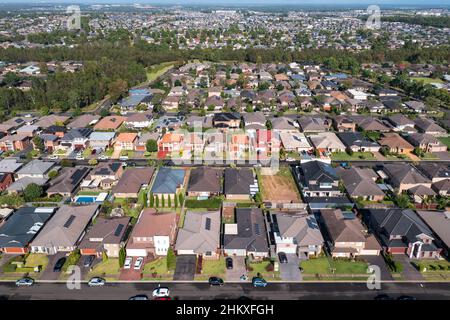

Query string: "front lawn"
[[438, 137, 450, 149], [88, 258, 121, 278], [300, 257, 369, 275], [24, 253, 49, 269], [420, 153, 439, 160], [411, 260, 450, 273], [247, 259, 280, 279], [331, 151, 375, 161], [201, 256, 226, 276], [143, 257, 174, 277]]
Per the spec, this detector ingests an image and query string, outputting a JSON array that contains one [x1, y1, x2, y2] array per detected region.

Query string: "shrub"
[[166, 248, 176, 271], [149, 193, 154, 207], [265, 263, 274, 272], [119, 247, 126, 267], [62, 250, 81, 272]]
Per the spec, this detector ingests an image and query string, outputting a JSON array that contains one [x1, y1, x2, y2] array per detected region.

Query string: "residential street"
[[0, 282, 449, 300]]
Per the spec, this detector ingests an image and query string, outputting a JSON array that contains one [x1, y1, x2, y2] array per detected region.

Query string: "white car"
[[124, 257, 132, 269], [48, 154, 58, 160], [88, 277, 105, 287], [98, 155, 109, 160], [15, 277, 34, 287], [76, 154, 85, 160], [134, 257, 144, 270], [152, 286, 170, 298]]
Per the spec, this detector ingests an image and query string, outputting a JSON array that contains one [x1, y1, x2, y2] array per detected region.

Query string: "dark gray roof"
[[223, 208, 268, 253], [188, 167, 222, 194], [224, 168, 254, 195], [337, 132, 380, 149], [47, 167, 91, 194], [0, 207, 55, 248]]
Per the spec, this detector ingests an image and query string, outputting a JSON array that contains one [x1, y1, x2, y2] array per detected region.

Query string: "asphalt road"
[[0, 282, 449, 300]]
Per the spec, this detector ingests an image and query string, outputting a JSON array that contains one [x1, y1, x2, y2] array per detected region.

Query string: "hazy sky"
[[3, 0, 450, 5]]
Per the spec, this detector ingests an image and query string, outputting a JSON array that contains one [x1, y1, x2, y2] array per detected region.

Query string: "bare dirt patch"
[[261, 172, 301, 202]]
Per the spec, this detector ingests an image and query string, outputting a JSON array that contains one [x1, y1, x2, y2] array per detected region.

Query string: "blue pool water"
[[75, 196, 96, 203]]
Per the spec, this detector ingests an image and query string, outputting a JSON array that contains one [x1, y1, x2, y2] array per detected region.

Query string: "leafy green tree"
[[149, 192, 154, 207], [146, 139, 158, 152], [167, 195, 172, 208], [166, 248, 176, 271], [155, 195, 159, 207], [119, 247, 126, 267], [174, 194, 178, 208], [161, 196, 165, 207], [23, 183, 43, 202]]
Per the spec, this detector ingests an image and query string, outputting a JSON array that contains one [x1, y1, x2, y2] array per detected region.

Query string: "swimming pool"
[[75, 196, 97, 203]]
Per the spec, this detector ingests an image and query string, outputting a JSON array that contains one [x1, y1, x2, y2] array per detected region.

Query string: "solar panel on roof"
[[114, 224, 124, 237], [254, 223, 260, 235], [64, 215, 76, 228], [205, 217, 211, 231]]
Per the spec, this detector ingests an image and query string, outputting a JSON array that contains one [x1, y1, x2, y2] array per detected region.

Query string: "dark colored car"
[[53, 257, 66, 272], [374, 294, 392, 300], [278, 252, 288, 264], [225, 257, 233, 270], [397, 295, 417, 300], [83, 255, 95, 268], [128, 295, 149, 300], [208, 277, 224, 286]]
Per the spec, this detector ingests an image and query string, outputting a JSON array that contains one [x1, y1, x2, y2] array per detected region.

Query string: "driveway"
[[173, 255, 196, 281], [225, 256, 247, 281], [395, 255, 424, 281], [39, 252, 67, 281], [361, 255, 393, 280], [280, 254, 302, 281]]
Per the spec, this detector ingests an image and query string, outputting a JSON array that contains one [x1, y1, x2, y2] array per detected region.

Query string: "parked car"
[[252, 277, 267, 288], [208, 277, 224, 286], [397, 295, 417, 300], [225, 257, 233, 270], [124, 257, 132, 269], [88, 277, 105, 287], [278, 252, 288, 264], [15, 277, 34, 287], [53, 257, 66, 272], [134, 257, 144, 270], [128, 294, 149, 300], [374, 294, 393, 300], [152, 286, 170, 298], [83, 255, 95, 268]]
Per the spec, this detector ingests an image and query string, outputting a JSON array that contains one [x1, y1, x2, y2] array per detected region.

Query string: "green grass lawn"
[[438, 137, 450, 149], [364, 131, 381, 142], [300, 257, 369, 275], [201, 257, 226, 276], [146, 62, 176, 83], [412, 77, 444, 84], [24, 254, 49, 269], [77, 190, 101, 196], [331, 151, 375, 161], [247, 260, 280, 279], [143, 257, 173, 275], [88, 258, 120, 278], [104, 148, 114, 157], [421, 153, 439, 160], [411, 259, 450, 273]]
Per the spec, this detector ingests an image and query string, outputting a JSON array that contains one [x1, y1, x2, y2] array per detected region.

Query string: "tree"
[[161, 196, 165, 207], [142, 192, 148, 207], [146, 139, 158, 153], [88, 159, 98, 166], [102, 251, 108, 262], [119, 247, 126, 267], [178, 193, 184, 206], [395, 193, 411, 209], [155, 195, 159, 207], [166, 248, 176, 271], [100, 108, 110, 117], [149, 192, 154, 207], [174, 194, 178, 208], [48, 170, 59, 179], [167, 195, 172, 208], [23, 183, 43, 202], [265, 120, 273, 130], [108, 79, 128, 103]]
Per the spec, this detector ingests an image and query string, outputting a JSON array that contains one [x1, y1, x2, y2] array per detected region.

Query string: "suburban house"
[[357, 117, 391, 132], [158, 132, 184, 156], [30, 205, 100, 255], [295, 161, 342, 198], [333, 115, 356, 132], [298, 116, 331, 133], [126, 209, 177, 257], [150, 167, 186, 203], [175, 210, 221, 259], [0, 158, 23, 174], [405, 133, 447, 153], [223, 208, 269, 259], [416, 210, 450, 257], [362, 208, 442, 259], [336, 167, 385, 201], [0, 173, 13, 191], [34, 115, 69, 129], [224, 168, 257, 200], [270, 117, 299, 132], [83, 162, 124, 190], [383, 163, 431, 193], [416, 163, 450, 183], [309, 132, 346, 153], [115, 132, 138, 151], [378, 133, 414, 155], [0, 207, 55, 254], [414, 118, 447, 136], [0, 134, 31, 152], [319, 209, 381, 258], [89, 132, 116, 151], [60, 128, 92, 151], [187, 167, 223, 197], [124, 112, 154, 129], [279, 132, 312, 152], [113, 167, 154, 199], [387, 114, 416, 132], [46, 166, 91, 197], [134, 132, 160, 152], [212, 112, 241, 129], [16, 159, 55, 180], [119, 89, 153, 111], [267, 211, 324, 258], [93, 116, 126, 131], [67, 114, 100, 129], [243, 112, 267, 131], [405, 101, 427, 113], [337, 132, 380, 152], [79, 217, 130, 258]]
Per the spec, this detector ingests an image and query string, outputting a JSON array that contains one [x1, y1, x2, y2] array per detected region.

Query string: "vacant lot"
[[260, 168, 301, 202]]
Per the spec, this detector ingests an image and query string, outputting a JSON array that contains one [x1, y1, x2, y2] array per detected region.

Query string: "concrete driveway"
[[173, 255, 196, 281], [361, 255, 393, 280], [395, 255, 424, 281], [280, 254, 302, 281], [39, 252, 67, 281], [225, 256, 247, 281]]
